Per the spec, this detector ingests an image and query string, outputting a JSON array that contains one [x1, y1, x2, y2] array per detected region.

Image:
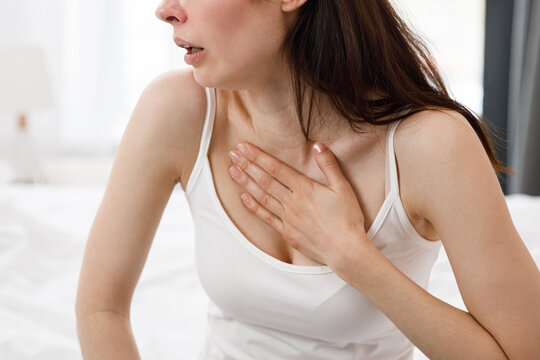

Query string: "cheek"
[[191, 0, 286, 87], [201, 1, 282, 62], [203, 1, 251, 47]]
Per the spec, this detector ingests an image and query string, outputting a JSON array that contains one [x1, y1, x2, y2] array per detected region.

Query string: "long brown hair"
[[280, 0, 513, 180]]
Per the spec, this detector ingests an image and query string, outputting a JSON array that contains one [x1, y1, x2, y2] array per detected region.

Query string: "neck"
[[219, 77, 352, 164]]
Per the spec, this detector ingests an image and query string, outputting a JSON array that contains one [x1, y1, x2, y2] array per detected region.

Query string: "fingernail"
[[314, 143, 326, 153], [229, 150, 241, 163], [240, 193, 250, 204], [237, 143, 249, 155], [229, 166, 241, 178]]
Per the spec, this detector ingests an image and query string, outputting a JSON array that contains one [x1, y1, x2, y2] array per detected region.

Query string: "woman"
[[75, 0, 540, 359]]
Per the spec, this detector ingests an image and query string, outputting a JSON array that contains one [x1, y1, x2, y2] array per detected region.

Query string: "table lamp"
[[0, 46, 55, 184]]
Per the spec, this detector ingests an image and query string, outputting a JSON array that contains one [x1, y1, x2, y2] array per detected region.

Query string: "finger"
[[240, 192, 285, 233], [236, 142, 311, 192], [313, 142, 347, 190], [229, 148, 291, 202], [229, 165, 285, 219]]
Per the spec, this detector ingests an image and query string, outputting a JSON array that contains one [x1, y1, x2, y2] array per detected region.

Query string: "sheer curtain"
[[0, 0, 188, 157], [392, 0, 486, 116], [508, 0, 540, 195], [57, 0, 188, 155]]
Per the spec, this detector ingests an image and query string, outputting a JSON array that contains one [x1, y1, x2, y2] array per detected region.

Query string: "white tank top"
[[184, 87, 442, 360]]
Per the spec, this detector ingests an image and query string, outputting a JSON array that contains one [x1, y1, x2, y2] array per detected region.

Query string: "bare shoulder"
[[393, 107, 490, 220], [394, 108, 478, 148], [135, 67, 207, 189]]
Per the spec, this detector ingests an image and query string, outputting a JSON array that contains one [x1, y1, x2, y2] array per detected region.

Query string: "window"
[[392, 0, 486, 115]]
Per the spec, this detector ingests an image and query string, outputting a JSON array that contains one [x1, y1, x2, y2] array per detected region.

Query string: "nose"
[[155, 1, 187, 24]]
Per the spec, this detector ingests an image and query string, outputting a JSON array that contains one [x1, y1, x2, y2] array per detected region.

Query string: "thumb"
[[313, 142, 346, 188]]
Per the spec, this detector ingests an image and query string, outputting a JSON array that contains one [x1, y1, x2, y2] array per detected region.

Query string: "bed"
[[0, 180, 538, 359]]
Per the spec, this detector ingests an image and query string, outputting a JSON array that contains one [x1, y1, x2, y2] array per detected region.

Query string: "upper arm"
[[398, 110, 540, 358], [75, 68, 206, 317]]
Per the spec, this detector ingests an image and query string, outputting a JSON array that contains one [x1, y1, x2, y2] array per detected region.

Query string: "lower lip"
[[184, 49, 205, 66]]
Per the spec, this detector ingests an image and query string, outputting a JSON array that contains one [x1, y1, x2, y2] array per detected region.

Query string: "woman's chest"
[[207, 126, 438, 267]]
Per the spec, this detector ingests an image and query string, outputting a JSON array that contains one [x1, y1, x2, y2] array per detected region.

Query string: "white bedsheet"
[[0, 184, 538, 359]]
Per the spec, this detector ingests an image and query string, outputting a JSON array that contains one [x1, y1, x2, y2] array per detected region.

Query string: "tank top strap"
[[198, 87, 216, 157], [185, 87, 216, 195], [384, 119, 403, 197]]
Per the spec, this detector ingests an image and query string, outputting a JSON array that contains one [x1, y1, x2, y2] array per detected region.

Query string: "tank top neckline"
[[186, 87, 437, 275]]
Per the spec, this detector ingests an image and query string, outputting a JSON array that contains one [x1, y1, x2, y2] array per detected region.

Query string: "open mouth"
[[181, 44, 204, 54]]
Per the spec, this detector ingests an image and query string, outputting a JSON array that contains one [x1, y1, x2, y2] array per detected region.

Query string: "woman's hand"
[[227, 141, 377, 272]]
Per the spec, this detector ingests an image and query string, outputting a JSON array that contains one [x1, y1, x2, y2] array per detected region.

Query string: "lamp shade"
[[0, 46, 54, 112]]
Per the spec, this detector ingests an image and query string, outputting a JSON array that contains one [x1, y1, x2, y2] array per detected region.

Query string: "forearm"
[[334, 243, 509, 360], [76, 310, 141, 360]]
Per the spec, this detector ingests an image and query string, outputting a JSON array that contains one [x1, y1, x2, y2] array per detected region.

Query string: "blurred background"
[[2, 0, 538, 194], [0, 0, 528, 194], [0, 1, 539, 359]]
